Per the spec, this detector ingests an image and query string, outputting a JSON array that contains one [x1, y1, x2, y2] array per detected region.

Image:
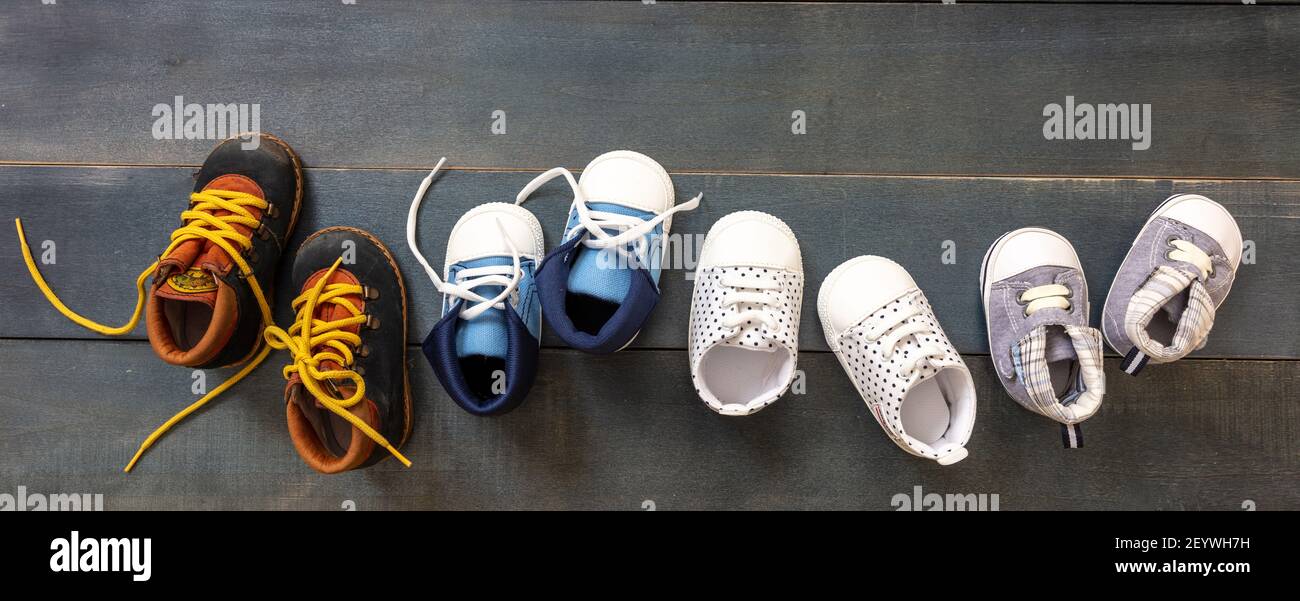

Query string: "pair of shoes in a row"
[[18, 133, 414, 473], [680, 211, 975, 462], [684, 195, 1242, 465], [407, 151, 700, 415], [980, 194, 1241, 450]]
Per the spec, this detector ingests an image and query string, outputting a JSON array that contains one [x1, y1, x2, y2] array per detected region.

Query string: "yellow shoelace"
[[262, 258, 411, 467], [16, 189, 273, 336], [14, 189, 278, 472]]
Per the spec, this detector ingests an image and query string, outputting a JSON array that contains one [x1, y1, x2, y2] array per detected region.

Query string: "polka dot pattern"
[[688, 265, 804, 411], [831, 289, 965, 458]]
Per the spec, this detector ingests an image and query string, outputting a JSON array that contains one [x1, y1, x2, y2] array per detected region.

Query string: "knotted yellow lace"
[[14, 189, 279, 473], [262, 257, 411, 467]]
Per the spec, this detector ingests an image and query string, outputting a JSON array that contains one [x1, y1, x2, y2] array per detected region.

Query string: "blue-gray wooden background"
[[1, 1, 1297, 510]]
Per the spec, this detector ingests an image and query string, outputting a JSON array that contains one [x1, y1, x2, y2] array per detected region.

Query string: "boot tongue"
[[155, 266, 220, 309], [153, 174, 265, 308], [300, 267, 365, 373]]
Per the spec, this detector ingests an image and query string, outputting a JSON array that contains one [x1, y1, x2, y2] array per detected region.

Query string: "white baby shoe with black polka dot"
[[688, 211, 803, 416], [818, 256, 975, 465]]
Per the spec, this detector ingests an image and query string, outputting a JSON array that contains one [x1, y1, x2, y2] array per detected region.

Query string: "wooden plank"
[[0, 340, 1294, 510], [1, 2, 1298, 177], [2, 165, 1297, 358]]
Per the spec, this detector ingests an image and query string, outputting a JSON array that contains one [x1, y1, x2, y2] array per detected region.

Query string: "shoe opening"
[[162, 298, 214, 351], [899, 368, 975, 453], [1043, 325, 1082, 399], [1146, 287, 1191, 346], [459, 355, 508, 401], [698, 344, 794, 409], [285, 384, 376, 474], [566, 292, 619, 335]]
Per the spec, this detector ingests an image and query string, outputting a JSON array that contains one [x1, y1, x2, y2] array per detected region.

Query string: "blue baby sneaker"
[[516, 151, 700, 354], [408, 160, 545, 416]]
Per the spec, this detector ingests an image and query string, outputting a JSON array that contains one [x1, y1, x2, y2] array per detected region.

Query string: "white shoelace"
[[1019, 283, 1071, 317], [515, 167, 700, 270], [1167, 238, 1214, 280], [720, 272, 782, 333], [406, 158, 523, 321], [863, 303, 946, 374]]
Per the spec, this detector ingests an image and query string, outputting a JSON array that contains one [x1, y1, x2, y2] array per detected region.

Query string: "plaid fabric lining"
[[1124, 265, 1215, 363], [1012, 325, 1104, 425]]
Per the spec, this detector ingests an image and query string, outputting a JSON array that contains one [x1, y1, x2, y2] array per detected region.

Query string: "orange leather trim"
[[145, 277, 239, 367], [285, 389, 380, 475]]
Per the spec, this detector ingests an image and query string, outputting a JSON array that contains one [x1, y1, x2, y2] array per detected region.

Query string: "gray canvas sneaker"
[[981, 228, 1104, 448], [1101, 194, 1243, 375]]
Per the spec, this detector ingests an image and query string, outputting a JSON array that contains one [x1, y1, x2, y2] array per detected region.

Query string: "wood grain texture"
[[2, 165, 1296, 357], [0, 340, 1294, 510], [1, 2, 1298, 177]]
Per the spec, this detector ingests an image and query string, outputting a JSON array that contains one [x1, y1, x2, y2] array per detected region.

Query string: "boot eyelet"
[[365, 315, 381, 330], [357, 344, 370, 358], [363, 286, 380, 300], [246, 247, 259, 263], [353, 365, 366, 377], [266, 203, 279, 219]]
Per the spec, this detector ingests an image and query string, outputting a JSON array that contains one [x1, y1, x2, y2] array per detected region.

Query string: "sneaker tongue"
[[1043, 325, 1078, 363], [155, 266, 220, 308], [1160, 290, 1190, 325], [452, 257, 513, 361], [457, 309, 509, 360], [566, 202, 657, 304], [720, 319, 781, 353], [913, 356, 962, 385]]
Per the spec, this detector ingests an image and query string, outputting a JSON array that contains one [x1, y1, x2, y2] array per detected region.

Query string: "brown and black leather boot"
[[145, 133, 303, 367], [16, 131, 302, 369], [17, 132, 308, 473], [264, 227, 413, 473]]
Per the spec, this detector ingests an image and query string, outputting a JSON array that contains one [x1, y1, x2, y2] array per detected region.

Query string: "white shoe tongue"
[[909, 354, 962, 387], [720, 320, 780, 352]]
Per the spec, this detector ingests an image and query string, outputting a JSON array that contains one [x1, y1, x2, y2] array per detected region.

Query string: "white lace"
[[515, 167, 700, 270], [863, 303, 946, 374], [406, 157, 523, 321], [720, 272, 782, 333], [1167, 238, 1214, 280], [1019, 283, 1071, 316]]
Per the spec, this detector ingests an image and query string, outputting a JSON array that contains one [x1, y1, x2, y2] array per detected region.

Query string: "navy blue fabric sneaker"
[[407, 160, 545, 416], [516, 151, 701, 354]]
